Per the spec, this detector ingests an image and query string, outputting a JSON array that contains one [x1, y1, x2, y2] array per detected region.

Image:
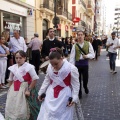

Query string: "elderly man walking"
[[8, 30, 27, 64], [28, 33, 42, 74]]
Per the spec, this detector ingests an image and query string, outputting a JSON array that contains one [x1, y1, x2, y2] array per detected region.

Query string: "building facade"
[[35, 0, 73, 40], [94, 0, 102, 36], [113, 2, 120, 37], [0, 0, 35, 41], [72, 0, 95, 37]]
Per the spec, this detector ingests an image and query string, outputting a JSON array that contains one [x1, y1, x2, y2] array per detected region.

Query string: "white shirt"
[[69, 42, 95, 65], [8, 62, 39, 82], [9, 37, 27, 53], [48, 37, 55, 41], [106, 37, 119, 53]]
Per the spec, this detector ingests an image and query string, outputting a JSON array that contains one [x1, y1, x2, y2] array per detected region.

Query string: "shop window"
[[65, 31, 69, 37], [43, 19, 48, 40], [3, 12, 23, 37]]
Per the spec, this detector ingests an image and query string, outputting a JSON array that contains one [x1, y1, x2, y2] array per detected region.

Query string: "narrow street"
[[1, 50, 120, 120]]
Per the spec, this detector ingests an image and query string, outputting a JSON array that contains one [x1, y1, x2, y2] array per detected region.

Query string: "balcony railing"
[[57, 10, 67, 18], [80, 0, 86, 9], [67, 12, 72, 21], [40, 2, 54, 12]]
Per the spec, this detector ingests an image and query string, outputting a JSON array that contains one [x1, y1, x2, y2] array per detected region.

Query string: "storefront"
[[3, 12, 25, 37], [0, 0, 35, 41]]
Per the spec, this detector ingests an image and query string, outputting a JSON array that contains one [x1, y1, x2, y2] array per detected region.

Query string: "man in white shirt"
[[106, 32, 119, 74], [9, 30, 27, 63], [69, 30, 95, 99]]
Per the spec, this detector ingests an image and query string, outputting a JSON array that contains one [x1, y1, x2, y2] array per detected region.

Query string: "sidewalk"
[[1, 50, 120, 120]]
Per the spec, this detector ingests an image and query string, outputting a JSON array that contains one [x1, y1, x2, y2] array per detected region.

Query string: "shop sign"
[[73, 17, 80, 23], [65, 25, 69, 31], [0, 1, 27, 16], [27, 8, 33, 16], [20, 0, 35, 6], [4, 22, 21, 31]]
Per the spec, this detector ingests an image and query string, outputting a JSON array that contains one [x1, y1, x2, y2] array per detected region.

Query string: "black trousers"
[[32, 50, 40, 74], [76, 65, 89, 94], [94, 48, 98, 60]]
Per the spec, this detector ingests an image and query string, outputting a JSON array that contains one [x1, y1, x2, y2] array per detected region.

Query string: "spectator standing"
[[2, 31, 12, 83], [92, 35, 99, 60], [0, 36, 9, 89], [28, 33, 42, 74], [8, 30, 27, 64]]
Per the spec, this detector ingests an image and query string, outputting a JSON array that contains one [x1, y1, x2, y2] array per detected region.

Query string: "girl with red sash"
[[5, 50, 40, 120], [37, 47, 84, 120]]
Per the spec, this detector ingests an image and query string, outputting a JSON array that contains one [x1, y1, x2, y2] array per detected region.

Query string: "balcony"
[[40, 1, 54, 13], [57, 9, 68, 18], [79, 0, 86, 9], [87, 0, 95, 15]]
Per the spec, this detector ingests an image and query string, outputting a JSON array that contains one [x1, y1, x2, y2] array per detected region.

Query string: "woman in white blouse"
[[0, 36, 9, 89], [37, 47, 84, 120], [5, 50, 40, 120]]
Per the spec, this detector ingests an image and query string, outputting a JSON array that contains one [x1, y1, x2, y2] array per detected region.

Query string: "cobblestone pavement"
[[81, 50, 120, 120], [1, 50, 120, 120]]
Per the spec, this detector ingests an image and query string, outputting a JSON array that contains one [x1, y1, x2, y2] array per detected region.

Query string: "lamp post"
[[52, 0, 60, 36], [54, 0, 57, 36]]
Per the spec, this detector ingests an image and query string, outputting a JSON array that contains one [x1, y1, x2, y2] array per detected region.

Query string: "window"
[[3, 12, 23, 37]]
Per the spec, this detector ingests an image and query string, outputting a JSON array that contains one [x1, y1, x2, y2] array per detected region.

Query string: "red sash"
[[14, 73, 32, 91], [51, 73, 71, 98]]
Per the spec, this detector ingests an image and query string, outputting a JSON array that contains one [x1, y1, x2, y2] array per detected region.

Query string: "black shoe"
[[85, 88, 89, 94], [79, 91, 82, 99]]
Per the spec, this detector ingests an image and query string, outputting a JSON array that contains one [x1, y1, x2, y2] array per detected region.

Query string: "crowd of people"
[[0, 27, 120, 120]]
